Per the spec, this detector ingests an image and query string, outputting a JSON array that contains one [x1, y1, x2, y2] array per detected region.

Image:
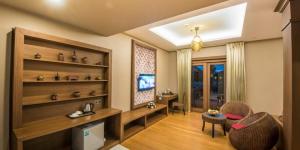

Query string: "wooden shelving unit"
[[11, 28, 120, 150], [123, 116, 145, 140], [24, 58, 109, 68], [23, 80, 108, 83], [146, 112, 167, 127], [22, 93, 108, 106], [123, 124, 144, 140], [121, 104, 168, 141]]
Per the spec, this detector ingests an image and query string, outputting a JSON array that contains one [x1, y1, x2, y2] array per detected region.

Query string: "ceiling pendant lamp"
[[191, 27, 203, 52]]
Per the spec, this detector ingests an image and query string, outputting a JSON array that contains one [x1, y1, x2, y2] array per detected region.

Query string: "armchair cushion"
[[225, 113, 244, 120], [220, 102, 253, 131], [231, 123, 246, 130]]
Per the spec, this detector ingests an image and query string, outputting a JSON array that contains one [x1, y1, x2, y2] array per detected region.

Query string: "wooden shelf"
[[12, 28, 114, 150], [14, 108, 121, 142], [121, 104, 167, 141], [23, 80, 108, 84], [23, 93, 108, 106], [99, 136, 120, 150], [24, 58, 109, 68], [124, 124, 144, 140], [146, 113, 166, 127], [122, 104, 167, 124]]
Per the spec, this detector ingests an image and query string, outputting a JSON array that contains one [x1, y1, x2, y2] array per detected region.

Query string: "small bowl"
[[208, 109, 219, 116]]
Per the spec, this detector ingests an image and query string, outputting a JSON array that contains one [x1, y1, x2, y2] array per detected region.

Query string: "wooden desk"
[[157, 94, 178, 110], [13, 108, 122, 150]]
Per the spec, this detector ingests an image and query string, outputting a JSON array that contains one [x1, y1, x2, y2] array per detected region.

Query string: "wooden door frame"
[[191, 62, 208, 112], [207, 62, 226, 110], [191, 56, 226, 112]]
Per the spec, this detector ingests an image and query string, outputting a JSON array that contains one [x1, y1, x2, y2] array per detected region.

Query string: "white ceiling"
[[0, 0, 227, 36], [150, 3, 247, 46], [126, 0, 282, 51]]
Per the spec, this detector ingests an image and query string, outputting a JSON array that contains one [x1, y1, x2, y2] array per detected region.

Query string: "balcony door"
[[191, 57, 226, 112]]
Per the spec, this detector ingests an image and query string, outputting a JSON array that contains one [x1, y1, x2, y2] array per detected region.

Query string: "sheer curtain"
[[177, 49, 192, 112], [226, 42, 246, 102]]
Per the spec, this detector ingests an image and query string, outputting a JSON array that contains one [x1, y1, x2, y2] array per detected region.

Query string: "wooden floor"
[[122, 112, 235, 150]]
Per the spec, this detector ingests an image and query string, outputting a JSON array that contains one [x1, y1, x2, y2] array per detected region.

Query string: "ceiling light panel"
[[45, 0, 65, 7], [150, 3, 247, 46]]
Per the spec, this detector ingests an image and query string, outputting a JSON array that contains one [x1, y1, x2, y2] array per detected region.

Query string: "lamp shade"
[[191, 35, 203, 52]]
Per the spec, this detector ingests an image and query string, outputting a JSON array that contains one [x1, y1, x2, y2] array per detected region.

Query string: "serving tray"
[[66, 111, 96, 119]]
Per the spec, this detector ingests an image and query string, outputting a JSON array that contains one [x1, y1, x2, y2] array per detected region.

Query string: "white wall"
[[0, 5, 170, 150], [169, 39, 283, 115], [192, 45, 226, 58], [245, 39, 283, 115], [157, 50, 170, 92]]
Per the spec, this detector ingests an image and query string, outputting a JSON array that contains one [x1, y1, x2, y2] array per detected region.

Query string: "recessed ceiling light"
[[45, 0, 65, 7], [149, 3, 248, 46]]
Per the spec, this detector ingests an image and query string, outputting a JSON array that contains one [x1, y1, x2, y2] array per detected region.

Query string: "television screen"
[[138, 74, 155, 91]]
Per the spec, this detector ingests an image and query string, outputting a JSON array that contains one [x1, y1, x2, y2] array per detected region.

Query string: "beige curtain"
[[226, 42, 246, 102], [177, 49, 192, 112]]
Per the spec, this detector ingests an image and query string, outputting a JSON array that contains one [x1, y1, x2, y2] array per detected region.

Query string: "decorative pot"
[[81, 57, 88, 64], [71, 50, 78, 62], [58, 53, 64, 61], [96, 61, 103, 65], [73, 91, 81, 97], [50, 94, 58, 100], [89, 90, 96, 96], [95, 76, 102, 80], [54, 72, 61, 81], [37, 75, 44, 81], [85, 75, 92, 80], [34, 53, 42, 59]]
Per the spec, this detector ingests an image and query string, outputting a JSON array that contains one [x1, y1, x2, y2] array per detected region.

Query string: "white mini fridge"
[[72, 122, 105, 150]]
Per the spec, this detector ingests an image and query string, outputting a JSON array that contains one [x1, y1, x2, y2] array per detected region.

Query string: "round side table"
[[202, 112, 226, 138]]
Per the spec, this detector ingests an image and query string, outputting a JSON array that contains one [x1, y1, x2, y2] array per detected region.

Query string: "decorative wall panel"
[[131, 40, 156, 109]]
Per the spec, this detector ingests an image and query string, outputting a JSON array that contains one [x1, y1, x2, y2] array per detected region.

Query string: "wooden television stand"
[[121, 104, 168, 141]]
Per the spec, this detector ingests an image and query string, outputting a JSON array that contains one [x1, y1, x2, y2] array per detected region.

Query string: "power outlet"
[[95, 99, 102, 104]]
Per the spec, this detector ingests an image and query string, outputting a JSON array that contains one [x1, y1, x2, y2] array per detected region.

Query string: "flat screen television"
[[138, 74, 155, 91]]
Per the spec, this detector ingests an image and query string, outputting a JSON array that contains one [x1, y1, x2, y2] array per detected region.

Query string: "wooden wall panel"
[[291, 22, 300, 150], [282, 23, 293, 150], [23, 83, 105, 96], [12, 28, 25, 128], [276, 0, 300, 149], [22, 98, 105, 123]]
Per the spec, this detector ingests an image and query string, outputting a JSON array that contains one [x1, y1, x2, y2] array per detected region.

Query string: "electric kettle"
[[83, 103, 94, 113]]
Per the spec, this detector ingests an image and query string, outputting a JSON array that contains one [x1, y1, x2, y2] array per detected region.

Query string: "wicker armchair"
[[229, 112, 279, 150], [220, 102, 253, 131]]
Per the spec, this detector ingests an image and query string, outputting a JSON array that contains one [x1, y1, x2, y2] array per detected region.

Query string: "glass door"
[[191, 63, 207, 112], [191, 60, 226, 112], [208, 63, 226, 110]]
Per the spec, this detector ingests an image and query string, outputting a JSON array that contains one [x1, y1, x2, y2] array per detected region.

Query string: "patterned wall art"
[[131, 40, 157, 109]]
